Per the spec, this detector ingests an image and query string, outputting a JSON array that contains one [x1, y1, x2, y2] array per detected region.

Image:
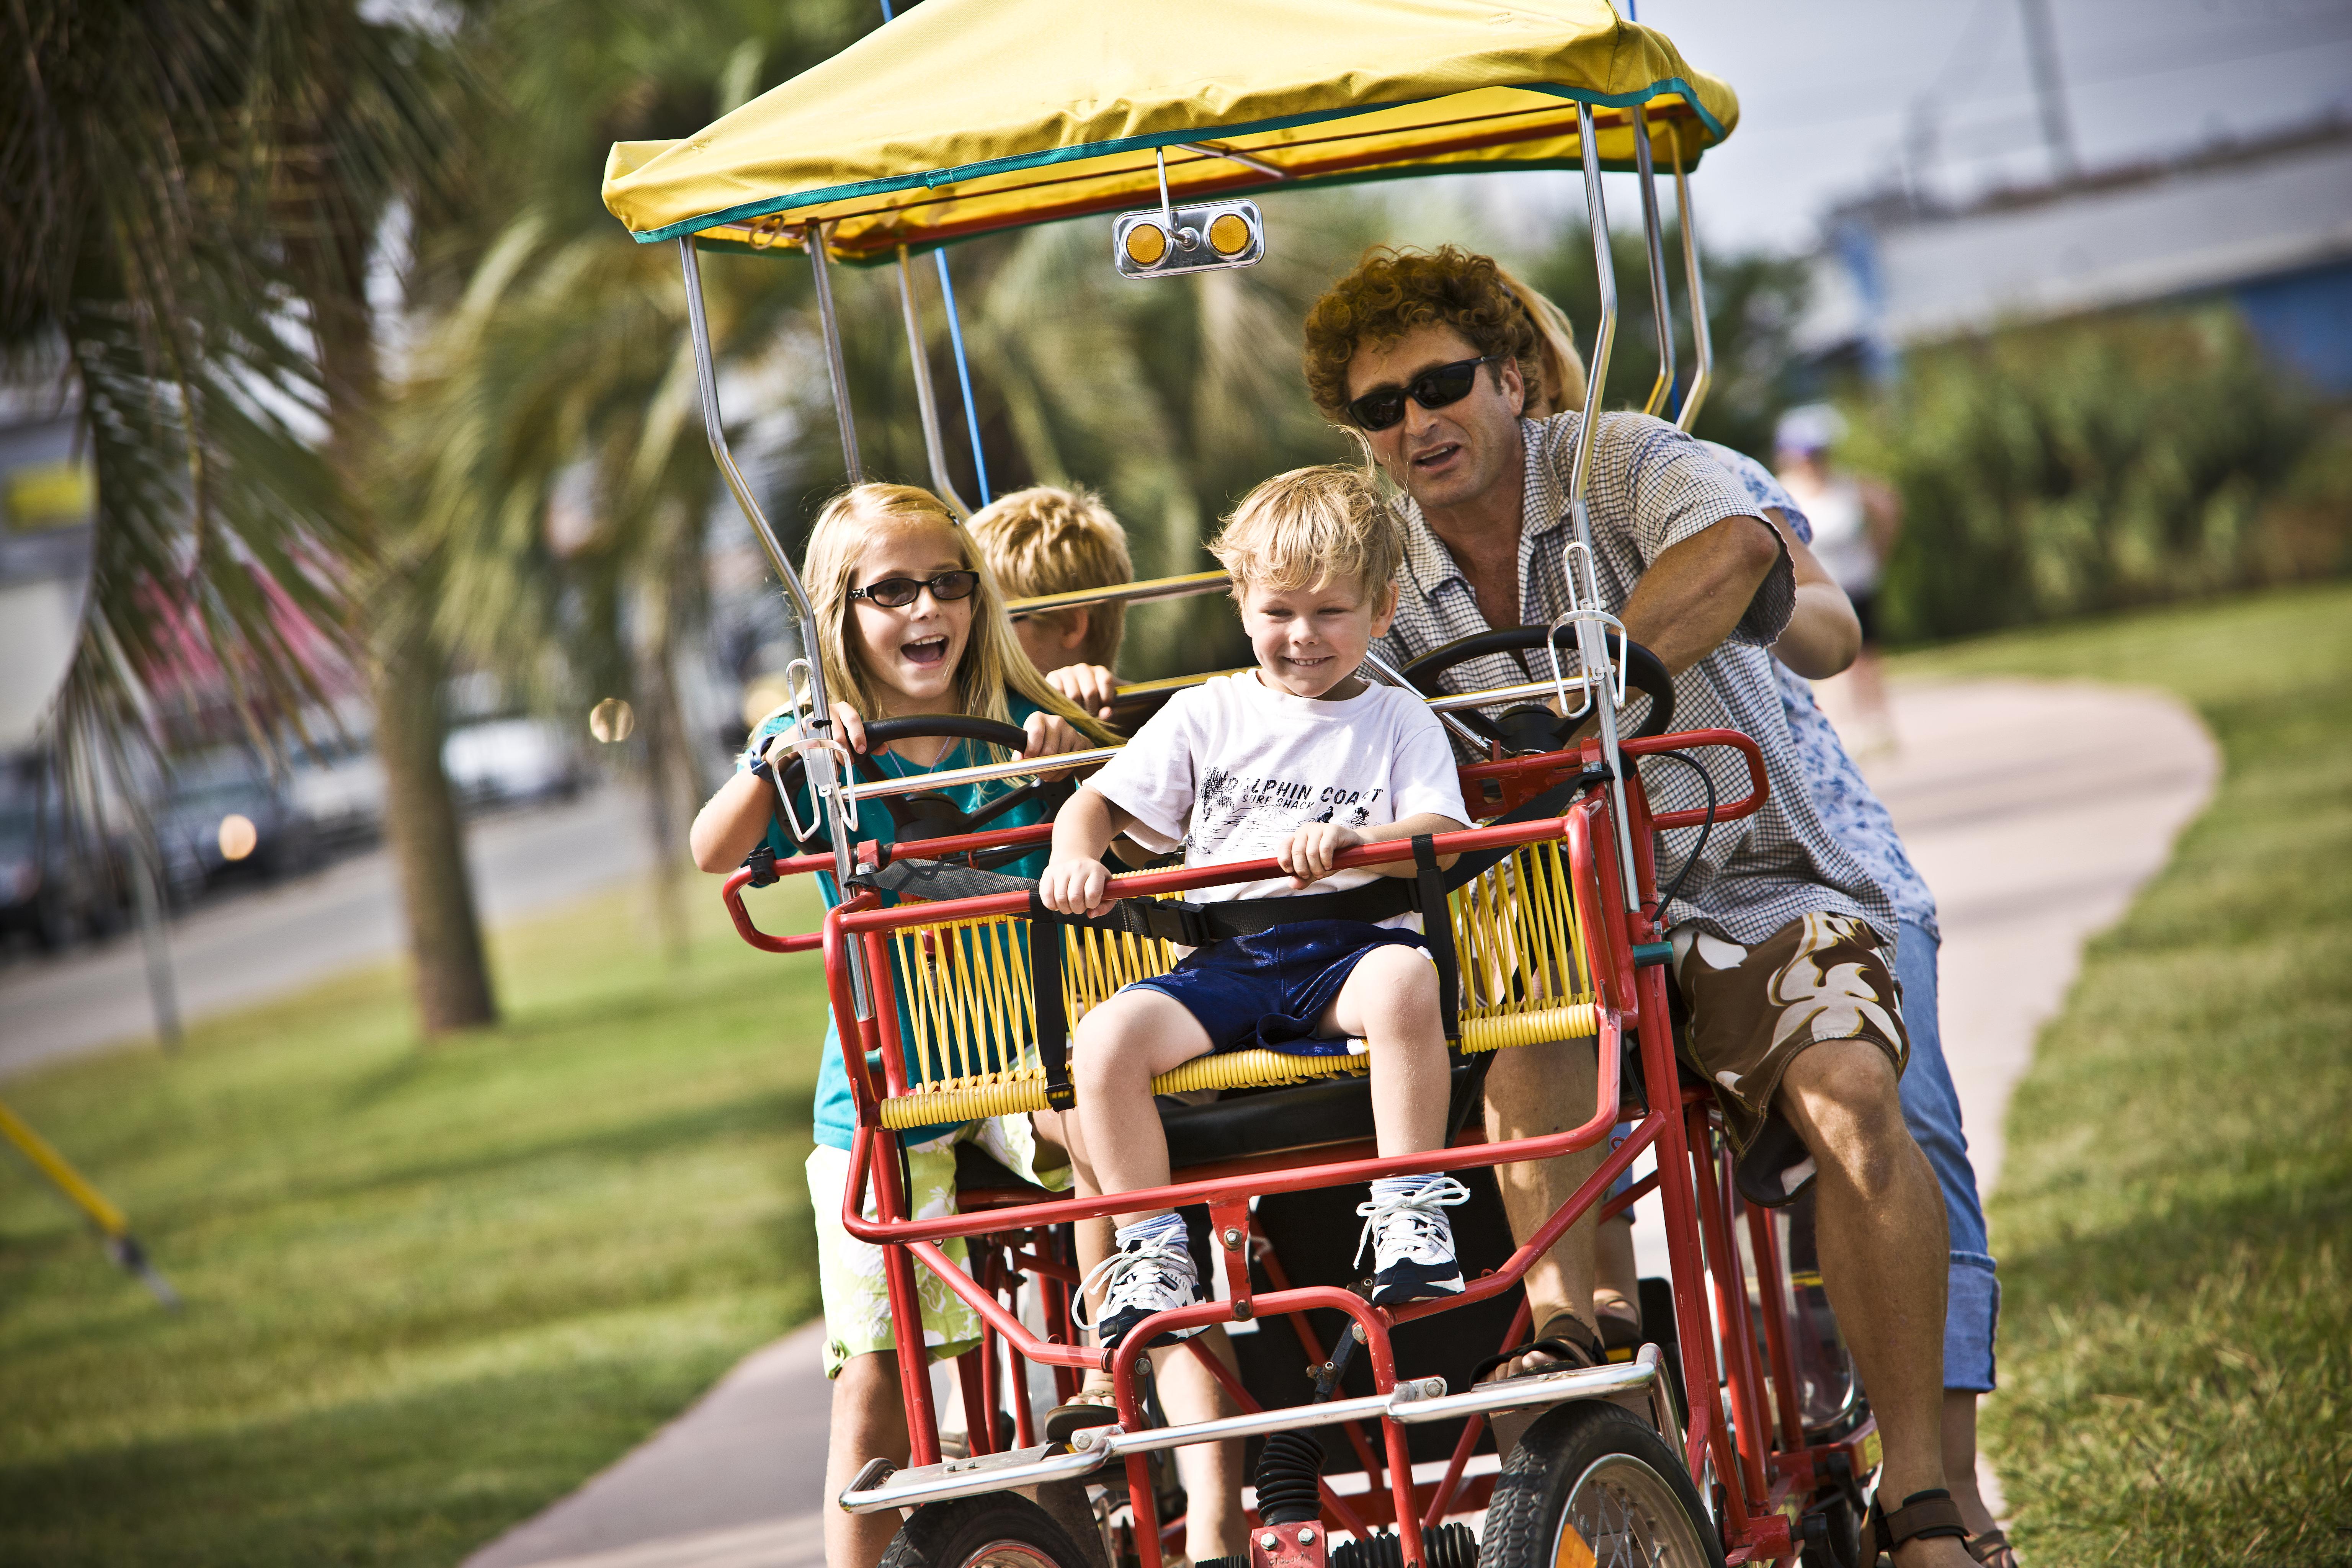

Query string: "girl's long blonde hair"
[[802, 483, 1116, 751]]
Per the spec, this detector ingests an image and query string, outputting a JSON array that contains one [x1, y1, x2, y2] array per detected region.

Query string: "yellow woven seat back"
[[874, 845, 1597, 1130]]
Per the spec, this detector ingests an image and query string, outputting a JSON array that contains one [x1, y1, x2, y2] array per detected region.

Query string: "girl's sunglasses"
[[849, 570, 980, 609], [1346, 354, 1504, 432]]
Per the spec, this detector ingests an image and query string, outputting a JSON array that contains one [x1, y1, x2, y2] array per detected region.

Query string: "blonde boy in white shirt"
[[1040, 466, 1472, 1348]]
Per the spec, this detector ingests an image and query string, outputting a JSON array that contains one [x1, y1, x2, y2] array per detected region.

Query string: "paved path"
[[0, 786, 656, 1080], [462, 676, 2216, 1568]]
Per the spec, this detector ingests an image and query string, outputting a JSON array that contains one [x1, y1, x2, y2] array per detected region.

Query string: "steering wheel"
[[774, 714, 1074, 855], [1399, 625, 1675, 754]]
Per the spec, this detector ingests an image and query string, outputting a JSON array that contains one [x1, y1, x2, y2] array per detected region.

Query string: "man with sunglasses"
[[1300, 248, 1976, 1567]]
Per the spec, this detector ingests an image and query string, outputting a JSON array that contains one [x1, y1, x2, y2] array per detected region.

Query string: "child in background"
[[1039, 466, 1473, 1347], [969, 484, 1131, 722], [969, 482, 1248, 1568], [689, 483, 1107, 1568]]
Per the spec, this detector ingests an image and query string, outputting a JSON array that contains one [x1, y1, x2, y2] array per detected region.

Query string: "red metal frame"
[[730, 731, 1880, 1566]]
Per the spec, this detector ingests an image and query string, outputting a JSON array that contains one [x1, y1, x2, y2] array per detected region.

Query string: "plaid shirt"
[[1376, 412, 1896, 947]]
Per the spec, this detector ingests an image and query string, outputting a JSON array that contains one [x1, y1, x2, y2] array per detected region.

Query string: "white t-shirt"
[[1088, 672, 1471, 927]]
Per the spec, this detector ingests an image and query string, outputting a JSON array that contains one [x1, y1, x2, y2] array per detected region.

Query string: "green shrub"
[[1853, 307, 2351, 642]]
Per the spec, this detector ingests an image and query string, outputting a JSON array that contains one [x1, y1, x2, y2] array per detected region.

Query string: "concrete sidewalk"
[[461, 675, 2219, 1568]]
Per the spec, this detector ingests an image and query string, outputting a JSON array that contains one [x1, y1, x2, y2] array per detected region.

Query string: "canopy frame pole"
[[1563, 102, 1642, 912], [1671, 139, 1714, 433], [1632, 105, 1679, 421], [897, 245, 973, 518], [1153, 148, 1196, 252], [806, 221, 863, 480], [678, 234, 871, 1016], [933, 250, 993, 505]]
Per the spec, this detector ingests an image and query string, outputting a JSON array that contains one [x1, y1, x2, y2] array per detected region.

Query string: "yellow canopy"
[[603, 0, 1738, 263]]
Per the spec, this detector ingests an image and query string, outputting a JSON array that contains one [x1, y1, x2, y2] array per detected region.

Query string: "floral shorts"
[[806, 1114, 1071, 1379], [1669, 912, 1909, 1154]]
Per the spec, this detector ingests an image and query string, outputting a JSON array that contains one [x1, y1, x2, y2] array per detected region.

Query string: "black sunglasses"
[[849, 570, 980, 609], [1346, 354, 1505, 432]]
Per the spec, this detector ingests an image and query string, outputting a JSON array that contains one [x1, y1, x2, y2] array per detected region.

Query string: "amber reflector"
[[1208, 213, 1251, 255], [1124, 223, 1169, 266]]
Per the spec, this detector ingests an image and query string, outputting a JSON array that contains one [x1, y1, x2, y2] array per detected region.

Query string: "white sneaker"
[[1357, 1177, 1472, 1306], [1078, 1235, 1205, 1349]]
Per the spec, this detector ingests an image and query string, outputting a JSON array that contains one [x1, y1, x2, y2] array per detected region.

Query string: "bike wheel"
[[881, 1494, 1100, 1568], [1481, 1401, 1723, 1568]]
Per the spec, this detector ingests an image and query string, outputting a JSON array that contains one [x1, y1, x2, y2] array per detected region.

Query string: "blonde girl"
[[691, 482, 1110, 1568]]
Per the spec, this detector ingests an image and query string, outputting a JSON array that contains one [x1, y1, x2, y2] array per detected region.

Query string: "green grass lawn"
[[1900, 581, 2352, 1566], [0, 868, 835, 1567], [6, 586, 2347, 1568]]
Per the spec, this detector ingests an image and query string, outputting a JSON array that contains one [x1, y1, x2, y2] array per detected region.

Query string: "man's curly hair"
[[1301, 246, 1540, 425]]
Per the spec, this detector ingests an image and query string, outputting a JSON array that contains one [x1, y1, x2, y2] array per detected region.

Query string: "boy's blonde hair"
[[1209, 466, 1402, 603], [967, 485, 1134, 668], [801, 483, 1112, 748]]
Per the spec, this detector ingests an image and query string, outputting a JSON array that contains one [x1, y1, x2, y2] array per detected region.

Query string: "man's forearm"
[[1617, 516, 1784, 676]]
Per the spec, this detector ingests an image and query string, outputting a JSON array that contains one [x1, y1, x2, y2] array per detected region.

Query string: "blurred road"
[[0, 785, 657, 1081], [461, 675, 2218, 1568]]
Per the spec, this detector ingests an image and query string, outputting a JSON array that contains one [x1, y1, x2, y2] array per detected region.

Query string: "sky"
[[1600, 0, 2352, 255]]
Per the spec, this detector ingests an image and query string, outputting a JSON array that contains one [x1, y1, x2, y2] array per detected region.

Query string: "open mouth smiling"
[[1410, 440, 1461, 470], [902, 634, 950, 668]]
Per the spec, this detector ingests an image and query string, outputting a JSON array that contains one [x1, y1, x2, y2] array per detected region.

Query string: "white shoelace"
[[1071, 1236, 1197, 1331], [1353, 1176, 1473, 1269]]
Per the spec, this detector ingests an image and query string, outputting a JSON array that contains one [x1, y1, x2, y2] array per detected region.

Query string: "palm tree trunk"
[[372, 623, 498, 1030]]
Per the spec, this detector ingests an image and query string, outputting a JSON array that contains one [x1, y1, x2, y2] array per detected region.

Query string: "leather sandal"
[[1591, 1291, 1644, 1359], [1468, 1312, 1606, 1388], [1044, 1379, 1119, 1444], [1857, 1488, 1971, 1565], [1965, 1526, 2020, 1568]]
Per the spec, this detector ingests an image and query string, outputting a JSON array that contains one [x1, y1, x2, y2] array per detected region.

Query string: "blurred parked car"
[[0, 755, 129, 949], [156, 748, 320, 902], [442, 717, 586, 811], [289, 732, 387, 849]]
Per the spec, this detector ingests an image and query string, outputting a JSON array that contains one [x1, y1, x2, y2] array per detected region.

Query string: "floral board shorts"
[[806, 1113, 1071, 1379], [1669, 912, 1909, 1154]]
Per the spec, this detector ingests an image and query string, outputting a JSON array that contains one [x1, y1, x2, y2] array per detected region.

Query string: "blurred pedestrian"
[[1776, 404, 1904, 756]]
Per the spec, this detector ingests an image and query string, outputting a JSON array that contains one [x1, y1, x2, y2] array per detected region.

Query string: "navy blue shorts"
[[1127, 919, 1428, 1057]]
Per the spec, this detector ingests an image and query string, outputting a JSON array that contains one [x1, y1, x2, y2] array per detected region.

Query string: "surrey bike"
[[610, 2, 1877, 1562]]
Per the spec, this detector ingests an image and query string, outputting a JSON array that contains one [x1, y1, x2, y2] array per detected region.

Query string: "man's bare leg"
[[1485, 1038, 1604, 1342], [1157, 1330, 1246, 1561], [1777, 1040, 1971, 1567], [825, 1351, 910, 1568], [1594, 1211, 1642, 1341], [1481, 1038, 1605, 1452]]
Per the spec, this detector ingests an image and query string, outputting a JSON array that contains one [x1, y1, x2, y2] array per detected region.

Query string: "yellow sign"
[[5, 459, 95, 531]]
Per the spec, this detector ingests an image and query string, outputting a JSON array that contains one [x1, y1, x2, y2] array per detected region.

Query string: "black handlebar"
[[1399, 625, 1677, 747], [857, 714, 1033, 752]]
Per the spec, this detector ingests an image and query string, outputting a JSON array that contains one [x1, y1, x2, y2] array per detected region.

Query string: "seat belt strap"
[[1025, 905, 1076, 1113], [1409, 833, 1461, 1044]]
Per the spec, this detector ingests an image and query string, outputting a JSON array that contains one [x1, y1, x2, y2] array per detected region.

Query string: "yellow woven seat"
[[875, 842, 1596, 1130]]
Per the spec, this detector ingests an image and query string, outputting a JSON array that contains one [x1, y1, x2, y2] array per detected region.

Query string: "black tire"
[[880, 1494, 1098, 1568], [1481, 1400, 1723, 1568]]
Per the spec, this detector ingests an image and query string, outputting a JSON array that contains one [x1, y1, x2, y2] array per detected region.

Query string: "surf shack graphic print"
[[1188, 764, 1386, 858]]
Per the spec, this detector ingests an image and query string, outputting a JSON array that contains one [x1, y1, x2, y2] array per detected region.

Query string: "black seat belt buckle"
[[742, 843, 779, 889], [1140, 899, 1216, 948]]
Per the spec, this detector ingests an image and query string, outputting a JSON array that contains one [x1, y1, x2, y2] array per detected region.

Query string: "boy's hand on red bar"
[[1278, 822, 1365, 888], [1039, 854, 1115, 917]]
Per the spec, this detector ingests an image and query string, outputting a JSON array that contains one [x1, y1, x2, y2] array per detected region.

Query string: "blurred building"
[[0, 395, 95, 753], [1800, 115, 2352, 391]]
